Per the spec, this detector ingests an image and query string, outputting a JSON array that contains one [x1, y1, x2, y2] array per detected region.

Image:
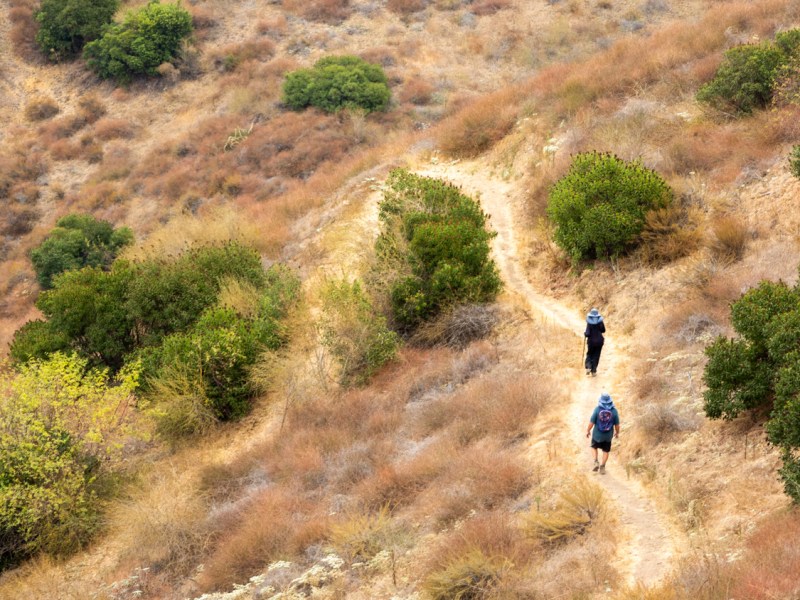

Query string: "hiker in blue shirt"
[[584, 308, 605, 376], [586, 392, 620, 474]]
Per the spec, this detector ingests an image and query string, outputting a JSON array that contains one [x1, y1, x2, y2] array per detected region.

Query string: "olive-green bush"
[[30, 213, 133, 290], [702, 273, 800, 501], [697, 28, 800, 114], [35, 0, 118, 60], [283, 56, 391, 113], [83, 1, 193, 83], [374, 169, 501, 333], [546, 151, 672, 263]]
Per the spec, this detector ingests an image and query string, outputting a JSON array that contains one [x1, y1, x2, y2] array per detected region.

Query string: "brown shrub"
[[77, 95, 107, 124], [93, 117, 135, 140], [39, 115, 88, 142], [639, 205, 702, 265], [210, 39, 276, 71], [387, 0, 427, 15], [437, 89, 519, 157], [25, 96, 60, 122], [471, 0, 510, 15], [76, 182, 129, 209], [48, 139, 80, 161], [189, 5, 217, 29], [256, 15, 288, 38], [398, 76, 435, 105], [94, 142, 133, 181], [2, 207, 39, 236], [710, 214, 748, 262], [359, 47, 397, 68], [284, 0, 351, 23], [8, 1, 38, 61], [198, 488, 321, 591]]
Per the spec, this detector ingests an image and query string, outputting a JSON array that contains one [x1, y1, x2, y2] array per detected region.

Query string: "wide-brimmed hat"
[[587, 308, 603, 325], [598, 392, 614, 410]]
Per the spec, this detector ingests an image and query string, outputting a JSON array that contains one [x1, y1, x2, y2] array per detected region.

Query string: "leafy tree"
[[30, 213, 133, 290], [375, 169, 501, 332], [320, 279, 399, 386], [546, 151, 672, 263], [83, 1, 193, 83], [697, 29, 800, 114], [35, 0, 119, 60], [0, 354, 139, 567], [283, 55, 391, 113], [8, 320, 70, 364], [701, 274, 800, 501]]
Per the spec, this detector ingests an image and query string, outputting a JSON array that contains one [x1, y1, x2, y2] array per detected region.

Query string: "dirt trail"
[[419, 159, 685, 590]]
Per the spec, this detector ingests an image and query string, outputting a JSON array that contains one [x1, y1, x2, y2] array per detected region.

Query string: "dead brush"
[[328, 505, 398, 561], [410, 304, 499, 349], [437, 88, 521, 158], [423, 549, 511, 600], [524, 478, 606, 545], [24, 96, 60, 122], [709, 214, 749, 262], [639, 204, 702, 265]]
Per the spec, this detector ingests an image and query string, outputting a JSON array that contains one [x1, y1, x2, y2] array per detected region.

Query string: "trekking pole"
[[581, 336, 586, 370]]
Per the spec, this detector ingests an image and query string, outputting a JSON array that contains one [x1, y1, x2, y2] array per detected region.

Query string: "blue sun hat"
[[586, 308, 603, 325], [598, 392, 614, 410]]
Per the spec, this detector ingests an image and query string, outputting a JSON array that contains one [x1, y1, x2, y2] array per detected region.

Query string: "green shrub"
[[0, 353, 138, 567], [83, 1, 193, 83], [35, 0, 119, 60], [701, 272, 800, 501], [142, 266, 299, 435], [374, 169, 501, 333], [34, 265, 136, 370], [30, 213, 133, 290], [789, 145, 800, 180], [8, 320, 71, 364], [546, 151, 672, 263], [697, 29, 800, 115], [282, 55, 391, 113], [320, 279, 400, 386]]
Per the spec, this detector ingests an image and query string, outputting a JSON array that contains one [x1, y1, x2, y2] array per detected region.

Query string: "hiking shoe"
[[591, 371, 597, 377], [592, 460, 599, 472], [598, 464, 606, 474], [586, 369, 591, 375]]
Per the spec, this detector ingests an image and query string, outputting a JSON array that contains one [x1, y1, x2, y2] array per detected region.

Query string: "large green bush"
[[702, 274, 800, 501], [546, 151, 672, 263], [35, 0, 118, 60], [142, 266, 300, 435], [13, 242, 275, 370], [283, 56, 391, 113], [83, 1, 193, 83], [30, 213, 133, 290], [0, 353, 138, 568], [697, 28, 800, 114], [375, 169, 501, 333]]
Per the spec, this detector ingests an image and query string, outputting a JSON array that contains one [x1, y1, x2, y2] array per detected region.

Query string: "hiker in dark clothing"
[[584, 307, 605, 376]]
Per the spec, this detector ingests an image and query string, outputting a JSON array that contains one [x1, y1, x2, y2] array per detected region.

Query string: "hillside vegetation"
[[3, 0, 800, 599]]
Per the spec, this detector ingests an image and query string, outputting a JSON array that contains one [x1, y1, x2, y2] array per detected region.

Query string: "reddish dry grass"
[[387, 0, 427, 16], [436, 88, 519, 157], [197, 488, 328, 591], [283, 0, 351, 23], [8, 0, 39, 61], [399, 76, 435, 105], [92, 118, 135, 141], [471, 0, 510, 16], [727, 511, 800, 600]]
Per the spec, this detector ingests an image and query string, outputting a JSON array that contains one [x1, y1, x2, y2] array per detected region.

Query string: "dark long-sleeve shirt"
[[585, 321, 605, 347]]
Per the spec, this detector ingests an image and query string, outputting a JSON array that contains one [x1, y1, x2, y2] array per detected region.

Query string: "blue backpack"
[[597, 409, 614, 433]]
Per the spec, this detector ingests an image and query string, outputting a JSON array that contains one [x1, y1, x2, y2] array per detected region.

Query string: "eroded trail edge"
[[419, 160, 684, 590]]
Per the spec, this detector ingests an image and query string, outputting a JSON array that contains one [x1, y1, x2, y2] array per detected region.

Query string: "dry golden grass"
[[524, 478, 607, 545], [24, 96, 59, 122], [710, 214, 749, 262]]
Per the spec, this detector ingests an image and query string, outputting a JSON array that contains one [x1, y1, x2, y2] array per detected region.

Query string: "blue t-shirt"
[[590, 406, 619, 443]]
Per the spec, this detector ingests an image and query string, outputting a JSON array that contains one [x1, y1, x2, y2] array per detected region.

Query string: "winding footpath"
[[419, 159, 685, 589]]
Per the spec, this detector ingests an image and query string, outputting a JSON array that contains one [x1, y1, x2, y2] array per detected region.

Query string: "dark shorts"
[[591, 439, 612, 452]]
